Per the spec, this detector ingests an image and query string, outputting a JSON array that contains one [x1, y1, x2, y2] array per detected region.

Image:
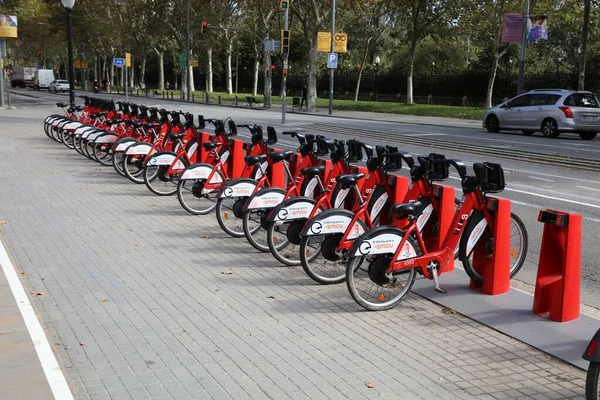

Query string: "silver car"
[[483, 89, 600, 140]]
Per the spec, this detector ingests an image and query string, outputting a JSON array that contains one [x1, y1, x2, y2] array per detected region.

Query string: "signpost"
[[281, 3, 289, 124], [0, 39, 4, 108], [114, 57, 128, 101], [329, 0, 336, 115], [327, 53, 338, 69]]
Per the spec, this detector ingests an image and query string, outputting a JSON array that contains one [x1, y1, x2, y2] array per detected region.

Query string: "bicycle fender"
[[94, 132, 120, 144], [51, 118, 67, 127], [147, 151, 186, 170], [44, 115, 62, 124], [350, 226, 418, 261], [252, 161, 269, 180], [86, 130, 107, 142], [218, 178, 258, 198], [301, 209, 366, 239], [62, 121, 83, 131], [114, 138, 138, 152], [126, 142, 154, 156], [179, 163, 222, 183], [74, 126, 94, 137], [267, 197, 316, 222], [583, 330, 600, 361], [243, 187, 286, 211], [367, 185, 390, 220], [464, 211, 488, 257]]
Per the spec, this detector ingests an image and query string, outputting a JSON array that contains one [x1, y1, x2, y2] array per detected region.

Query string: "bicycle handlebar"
[[425, 157, 468, 179]]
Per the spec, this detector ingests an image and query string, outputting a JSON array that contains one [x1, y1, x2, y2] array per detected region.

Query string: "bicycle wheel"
[[63, 130, 75, 149], [586, 362, 600, 400], [112, 151, 126, 176], [84, 140, 96, 161], [216, 197, 247, 237], [300, 234, 348, 284], [176, 175, 224, 215], [242, 209, 270, 252], [92, 143, 113, 166], [144, 164, 182, 196], [460, 211, 528, 284], [122, 154, 146, 184], [346, 252, 418, 311], [266, 219, 307, 266]]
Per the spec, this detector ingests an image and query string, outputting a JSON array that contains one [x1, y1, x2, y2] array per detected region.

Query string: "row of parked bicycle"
[[43, 97, 528, 311]]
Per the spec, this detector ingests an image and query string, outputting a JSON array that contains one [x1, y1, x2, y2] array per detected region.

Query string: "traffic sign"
[[178, 52, 187, 67], [113, 58, 125, 68], [189, 58, 199, 67], [327, 53, 338, 69], [125, 52, 131, 67]]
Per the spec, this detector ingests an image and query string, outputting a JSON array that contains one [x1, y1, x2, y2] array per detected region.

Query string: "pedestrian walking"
[[300, 84, 308, 111]]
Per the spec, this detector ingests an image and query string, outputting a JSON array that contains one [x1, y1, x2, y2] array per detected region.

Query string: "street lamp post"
[[61, 0, 76, 108], [373, 56, 380, 100]]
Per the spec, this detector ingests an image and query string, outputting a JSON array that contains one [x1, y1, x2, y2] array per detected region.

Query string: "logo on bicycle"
[[278, 208, 289, 220], [310, 221, 322, 235], [148, 157, 158, 166], [358, 241, 372, 255], [224, 187, 234, 197]]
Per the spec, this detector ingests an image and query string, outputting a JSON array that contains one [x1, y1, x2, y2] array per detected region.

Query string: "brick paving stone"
[[0, 107, 589, 400]]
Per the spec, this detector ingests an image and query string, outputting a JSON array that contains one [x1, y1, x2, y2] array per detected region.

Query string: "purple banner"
[[502, 13, 523, 43]]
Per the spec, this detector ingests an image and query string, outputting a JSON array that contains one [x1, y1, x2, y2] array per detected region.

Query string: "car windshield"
[[58, 80, 69, 84], [564, 93, 600, 108]]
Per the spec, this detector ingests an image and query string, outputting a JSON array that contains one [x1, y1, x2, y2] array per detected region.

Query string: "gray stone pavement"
[[0, 107, 588, 399]]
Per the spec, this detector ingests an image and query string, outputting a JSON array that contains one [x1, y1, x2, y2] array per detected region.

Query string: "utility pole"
[[0, 40, 5, 108], [578, 0, 591, 90], [517, 0, 530, 94], [281, 2, 289, 124], [328, 0, 336, 115], [186, 0, 191, 101]]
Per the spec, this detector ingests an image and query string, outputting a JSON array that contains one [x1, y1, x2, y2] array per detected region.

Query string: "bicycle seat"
[[269, 150, 294, 163], [203, 142, 222, 151], [244, 154, 268, 166], [167, 133, 186, 141], [300, 165, 325, 178], [390, 201, 426, 218], [56, 102, 69, 108], [335, 173, 365, 189]]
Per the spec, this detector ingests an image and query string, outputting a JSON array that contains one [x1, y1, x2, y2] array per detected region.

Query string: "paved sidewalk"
[[0, 107, 587, 399]]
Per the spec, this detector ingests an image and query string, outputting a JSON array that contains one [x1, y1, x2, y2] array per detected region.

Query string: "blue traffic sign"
[[113, 58, 125, 68], [327, 53, 338, 69]]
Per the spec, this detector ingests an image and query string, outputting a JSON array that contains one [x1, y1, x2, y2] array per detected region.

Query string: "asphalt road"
[[7, 87, 600, 311]]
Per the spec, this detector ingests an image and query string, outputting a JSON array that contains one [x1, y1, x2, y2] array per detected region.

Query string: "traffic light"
[[201, 21, 207, 34], [280, 0, 289, 10], [281, 30, 290, 55], [282, 68, 288, 78]]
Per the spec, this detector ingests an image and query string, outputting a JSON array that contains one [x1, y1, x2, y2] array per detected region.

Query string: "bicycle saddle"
[[167, 133, 185, 141], [244, 154, 268, 166], [203, 142, 222, 151], [56, 102, 68, 107], [335, 173, 365, 189], [390, 201, 426, 218], [269, 151, 294, 163], [300, 165, 325, 178]]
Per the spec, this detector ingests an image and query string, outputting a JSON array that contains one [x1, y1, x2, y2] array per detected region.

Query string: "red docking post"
[[533, 210, 581, 322], [468, 196, 511, 295]]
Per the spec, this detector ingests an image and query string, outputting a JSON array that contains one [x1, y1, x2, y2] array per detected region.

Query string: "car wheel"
[[486, 115, 500, 133], [541, 118, 559, 138], [522, 130, 535, 136], [579, 132, 597, 140]]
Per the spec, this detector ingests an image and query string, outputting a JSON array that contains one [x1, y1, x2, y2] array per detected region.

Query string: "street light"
[[61, 0, 76, 108], [373, 56, 381, 100]]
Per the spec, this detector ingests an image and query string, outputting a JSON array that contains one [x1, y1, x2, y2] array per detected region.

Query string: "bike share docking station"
[[533, 209, 582, 323]]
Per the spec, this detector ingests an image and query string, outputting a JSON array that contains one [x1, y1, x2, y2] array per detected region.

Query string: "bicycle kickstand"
[[429, 262, 447, 294]]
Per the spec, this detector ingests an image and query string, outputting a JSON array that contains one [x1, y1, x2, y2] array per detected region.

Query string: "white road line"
[[528, 176, 555, 183], [587, 217, 600, 223], [577, 185, 600, 193], [0, 239, 74, 400], [403, 133, 448, 137], [505, 187, 600, 209]]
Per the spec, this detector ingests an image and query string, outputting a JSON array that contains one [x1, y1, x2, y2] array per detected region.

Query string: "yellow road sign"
[[317, 32, 348, 53], [125, 52, 131, 67]]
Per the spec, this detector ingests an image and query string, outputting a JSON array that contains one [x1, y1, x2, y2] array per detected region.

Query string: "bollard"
[[431, 184, 456, 252], [218, 95, 222, 105], [205, 92, 209, 104], [228, 139, 248, 179], [235, 96, 238, 106], [468, 197, 512, 295], [170, 92, 173, 100], [162, 91, 165, 99], [192, 93, 194, 102], [533, 210, 581, 322], [7, 91, 10, 107]]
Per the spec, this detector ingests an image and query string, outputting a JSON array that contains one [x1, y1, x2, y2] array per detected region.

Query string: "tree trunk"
[[406, 36, 418, 105], [262, 34, 272, 108], [486, 55, 501, 109], [140, 55, 147, 85], [354, 41, 371, 101], [119, 66, 123, 88], [206, 47, 213, 93], [157, 51, 164, 90], [578, 0, 591, 90], [253, 58, 259, 97], [130, 58, 134, 88], [189, 64, 195, 92], [226, 41, 233, 94], [307, 35, 318, 112], [110, 64, 114, 87]]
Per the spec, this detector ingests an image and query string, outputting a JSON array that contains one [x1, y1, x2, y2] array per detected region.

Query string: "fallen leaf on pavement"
[[135, 243, 141, 247], [441, 307, 455, 315], [20, 271, 28, 275], [79, 341, 87, 347], [200, 235, 210, 239], [366, 382, 374, 388], [31, 291, 44, 296], [99, 299, 110, 303], [221, 268, 233, 275], [266, 295, 275, 299], [0, 220, 7, 225]]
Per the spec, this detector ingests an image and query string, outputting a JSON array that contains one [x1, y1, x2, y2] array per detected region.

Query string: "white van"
[[33, 69, 55, 91]]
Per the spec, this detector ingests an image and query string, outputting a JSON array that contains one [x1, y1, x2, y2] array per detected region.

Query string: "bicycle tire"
[[266, 219, 305, 266], [460, 211, 528, 284], [176, 173, 225, 215], [299, 234, 346, 284], [63, 130, 75, 149], [73, 134, 83, 155], [122, 154, 146, 184], [587, 362, 600, 400], [242, 208, 270, 252], [92, 143, 113, 166], [216, 197, 248, 238], [144, 162, 182, 196]]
